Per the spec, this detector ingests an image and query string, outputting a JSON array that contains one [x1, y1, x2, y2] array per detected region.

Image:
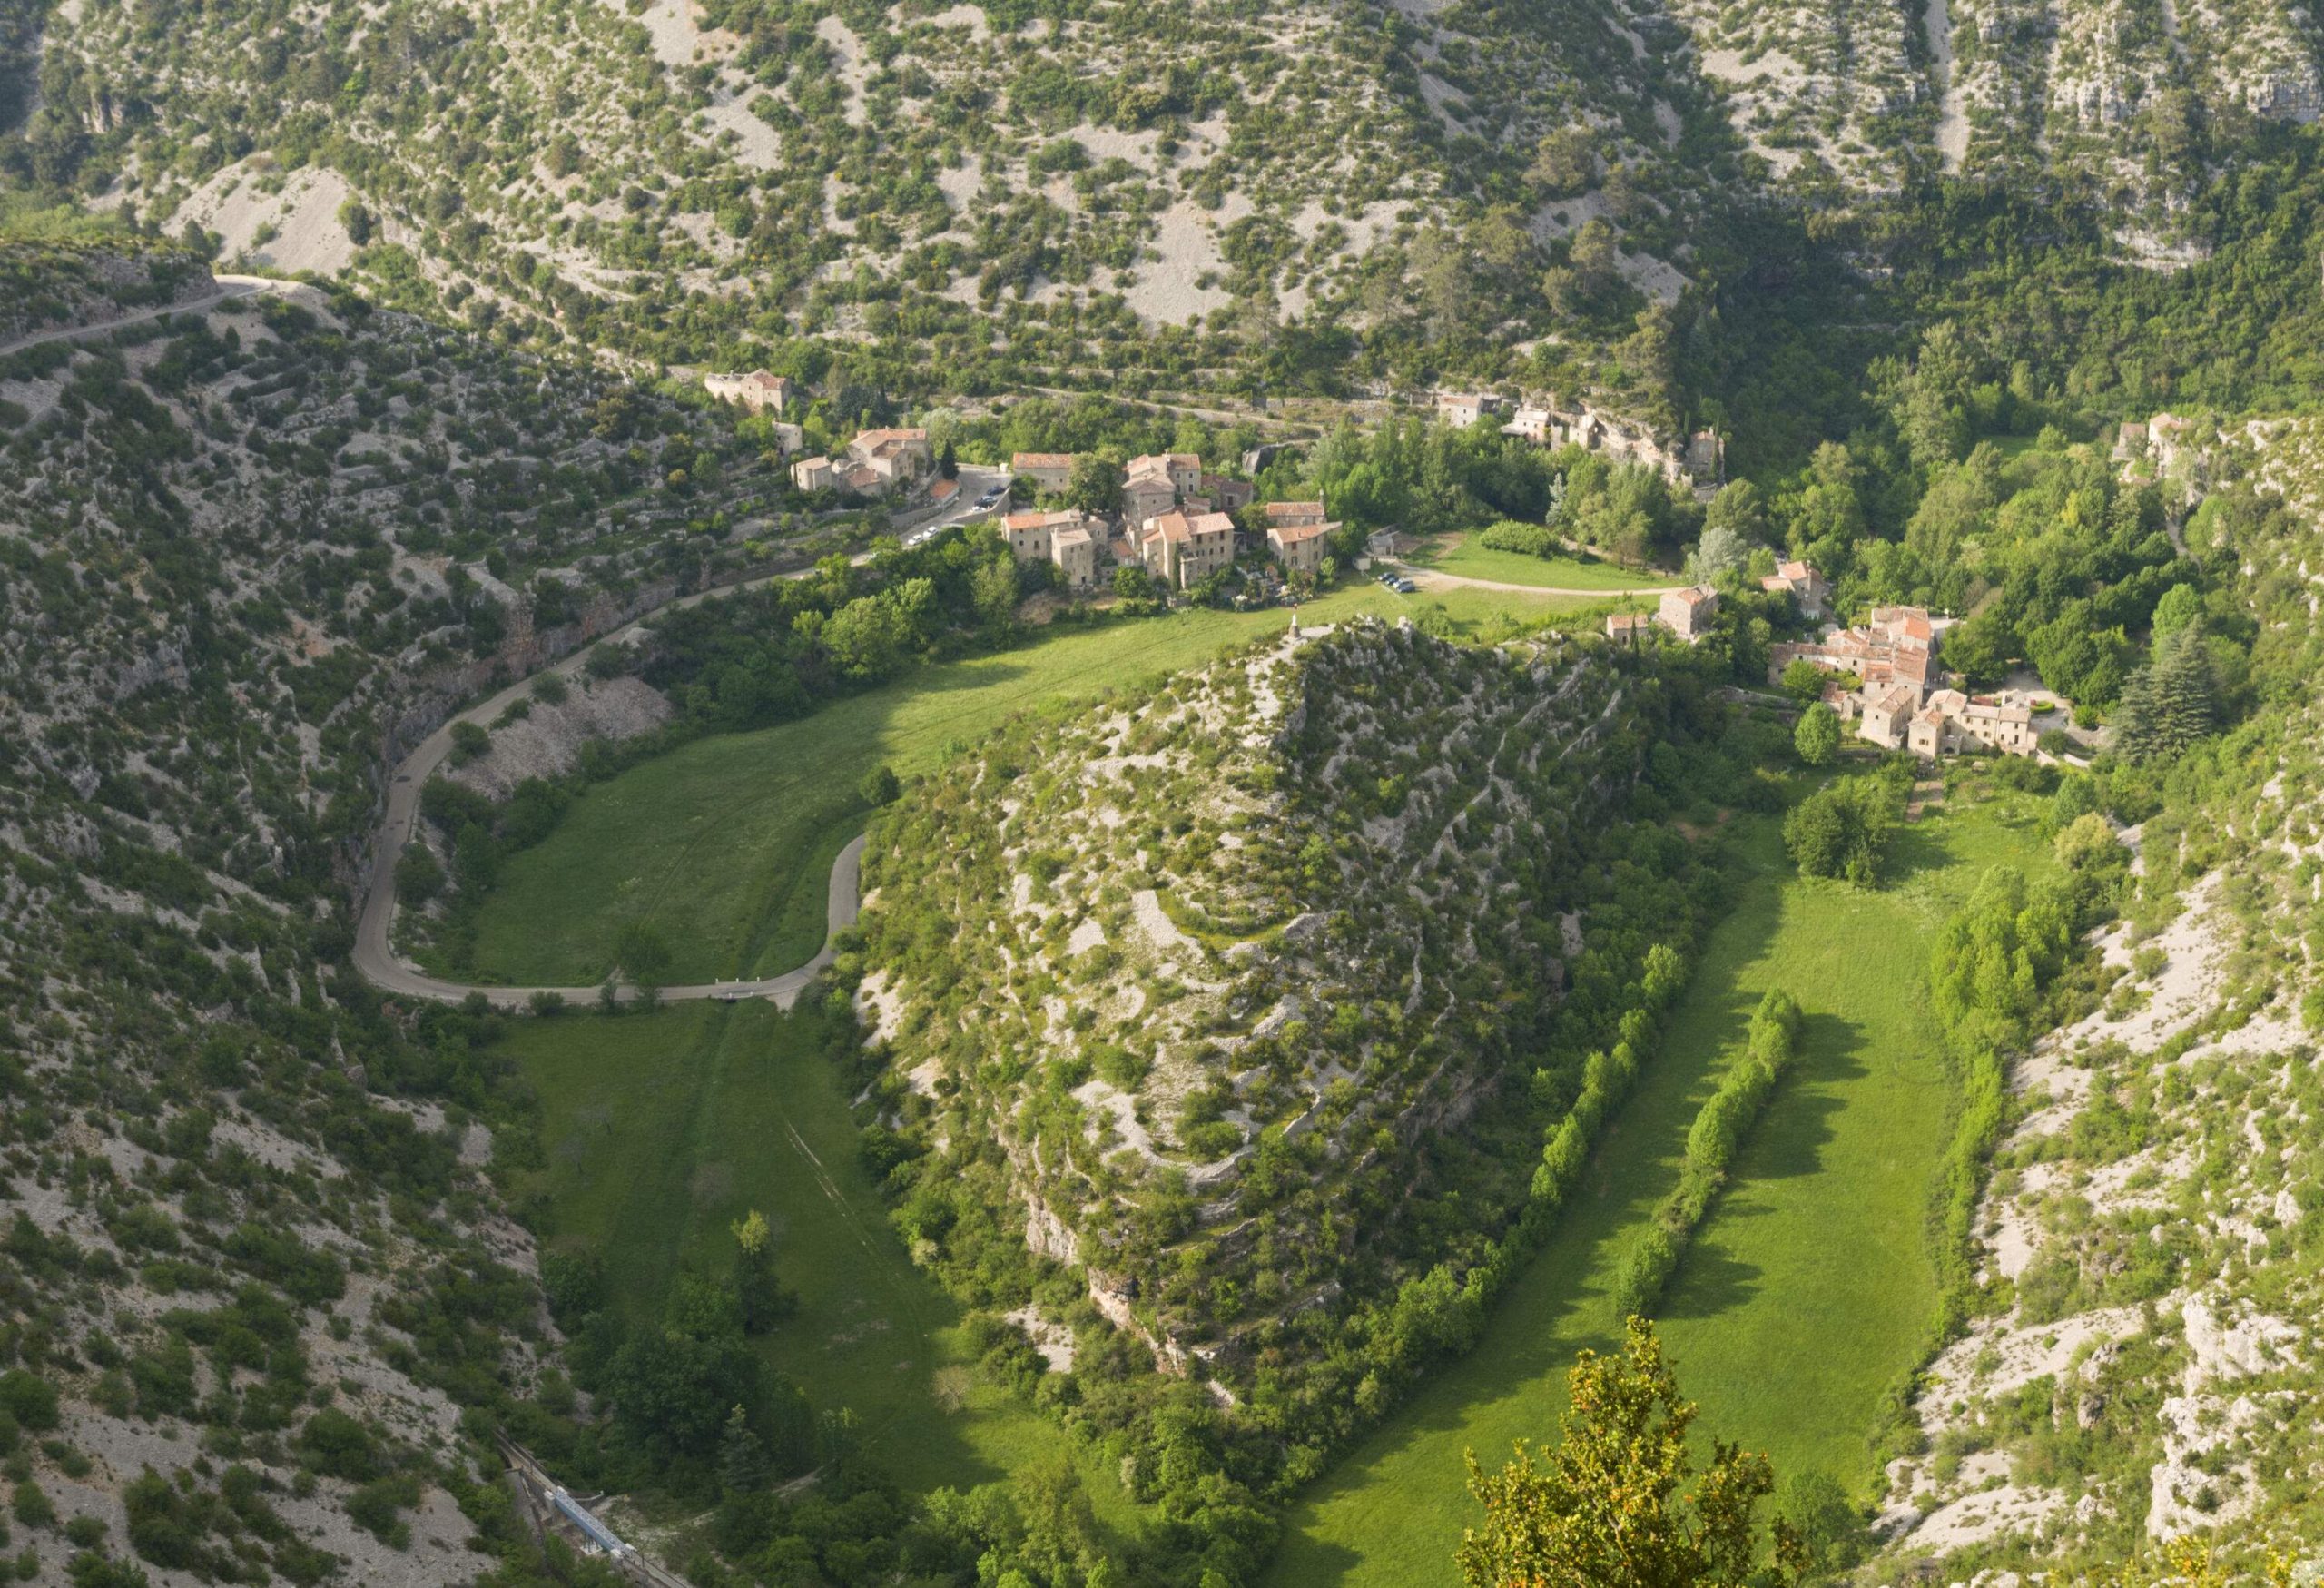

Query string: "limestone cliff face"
[[851, 619, 1642, 1378]]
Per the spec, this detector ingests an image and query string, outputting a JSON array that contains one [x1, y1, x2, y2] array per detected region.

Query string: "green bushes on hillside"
[[1925, 865, 2087, 1329]]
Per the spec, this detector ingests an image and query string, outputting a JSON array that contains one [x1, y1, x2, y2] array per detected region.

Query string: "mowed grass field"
[[458, 581, 1590, 986], [1407, 534, 1686, 592], [495, 997, 1138, 1517], [1265, 781, 2051, 1587]]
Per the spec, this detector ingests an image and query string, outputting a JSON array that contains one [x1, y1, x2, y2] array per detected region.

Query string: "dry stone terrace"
[[847, 617, 1641, 1384]]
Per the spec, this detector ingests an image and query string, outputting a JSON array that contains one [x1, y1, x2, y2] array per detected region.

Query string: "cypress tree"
[[718, 1404, 769, 1496], [2151, 625, 2216, 760], [2110, 663, 2162, 764]]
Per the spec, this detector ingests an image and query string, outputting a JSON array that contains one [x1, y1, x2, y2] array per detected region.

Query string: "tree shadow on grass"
[[1657, 1235, 1765, 1322], [1748, 1011, 1866, 1182], [1883, 817, 1954, 883], [1651, 1012, 1865, 1322]]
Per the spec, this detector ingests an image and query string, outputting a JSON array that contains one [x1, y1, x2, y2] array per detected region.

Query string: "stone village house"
[[702, 369, 792, 413]]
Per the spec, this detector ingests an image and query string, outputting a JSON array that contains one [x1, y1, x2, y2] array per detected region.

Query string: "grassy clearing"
[[1408, 535, 1684, 591], [1265, 784, 2050, 1587], [458, 582, 1584, 985], [496, 997, 1137, 1516]]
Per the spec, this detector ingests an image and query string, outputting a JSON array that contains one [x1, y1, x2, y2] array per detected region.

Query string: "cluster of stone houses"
[[1770, 603, 1939, 699], [1771, 602, 2040, 759], [1433, 390, 1724, 493], [1000, 509, 1100, 587], [790, 427, 932, 498], [1604, 584, 1721, 645], [2114, 412, 2197, 478], [995, 450, 1336, 591]]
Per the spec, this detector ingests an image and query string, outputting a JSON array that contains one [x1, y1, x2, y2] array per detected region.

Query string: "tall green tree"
[[1458, 1318, 1797, 1588], [1793, 702, 1840, 766], [2112, 623, 2215, 764]]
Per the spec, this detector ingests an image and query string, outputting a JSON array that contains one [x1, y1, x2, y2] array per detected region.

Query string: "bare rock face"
[[852, 619, 1640, 1381], [448, 676, 675, 801]]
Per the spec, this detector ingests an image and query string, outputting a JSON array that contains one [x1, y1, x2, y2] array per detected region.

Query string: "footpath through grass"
[[496, 998, 1137, 1516], [1265, 784, 2048, 1587], [458, 582, 1584, 986], [1408, 534, 1686, 592]]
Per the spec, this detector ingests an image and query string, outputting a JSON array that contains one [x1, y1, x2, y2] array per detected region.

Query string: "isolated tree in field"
[[859, 764, 901, 806], [1793, 702, 1840, 767], [732, 1208, 793, 1333], [1783, 776, 1891, 884], [1458, 1317, 1796, 1588]]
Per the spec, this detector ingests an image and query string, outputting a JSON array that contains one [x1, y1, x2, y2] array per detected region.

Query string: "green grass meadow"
[[495, 997, 1137, 1518], [1265, 783, 2050, 1586], [456, 583, 1588, 986], [1407, 535, 1686, 592]]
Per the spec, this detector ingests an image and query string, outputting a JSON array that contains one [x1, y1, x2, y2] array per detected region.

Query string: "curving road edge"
[[351, 577, 867, 1011]]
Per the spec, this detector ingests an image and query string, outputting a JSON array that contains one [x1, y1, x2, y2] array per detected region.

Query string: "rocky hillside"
[[849, 618, 1642, 1397], [11, 0, 1742, 366], [0, 242, 803, 1585], [14, 0, 2316, 395], [1867, 418, 2324, 1576]]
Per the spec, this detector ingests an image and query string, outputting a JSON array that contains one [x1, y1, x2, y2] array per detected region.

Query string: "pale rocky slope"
[[851, 618, 1640, 1389], [0, 246, 794, 1585]]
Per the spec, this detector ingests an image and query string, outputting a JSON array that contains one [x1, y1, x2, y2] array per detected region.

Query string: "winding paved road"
[[352, 569, 867, 1010], [25, 270, 881, 1008]]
